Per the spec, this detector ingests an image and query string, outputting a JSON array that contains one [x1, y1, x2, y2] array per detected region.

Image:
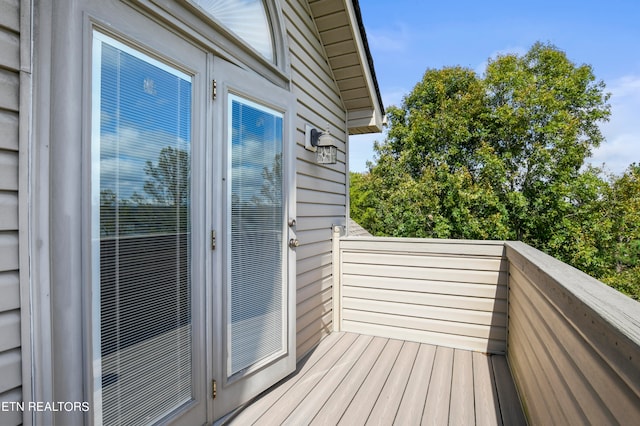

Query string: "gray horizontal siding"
[[284, 0, 349, 359], [0, 192, 18, 230], [0, 68, 19, 111], [506, 242, 640, 424], [0, 29, 19, 71], [339, 237, 508, 354], [0, 0, 20, 32], [0, 387, 21, 426], [0, 0, 22, 423], [0, 110, 18, 150]]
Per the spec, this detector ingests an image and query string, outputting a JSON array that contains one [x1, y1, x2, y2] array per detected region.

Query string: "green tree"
[[356, 66, 513, 240], [252, 153, 282, 206], [484, 42, 611, 246], [384, 67, 488, 178], [142, 146, 190, 206], [350, 43, 640, 298], [601, 164, 640, 299], [608, 164, 640, 271]]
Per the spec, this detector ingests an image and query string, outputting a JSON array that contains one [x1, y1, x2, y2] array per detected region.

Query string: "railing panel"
[[337, 236, 507, 354], [506, 241, 640, 424], [334, 236, 640, 423]]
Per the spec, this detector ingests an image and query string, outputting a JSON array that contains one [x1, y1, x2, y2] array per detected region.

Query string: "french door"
[[211, 57, 296, 421], [90, 26, 294, 425], [91, 29, 208, 426]]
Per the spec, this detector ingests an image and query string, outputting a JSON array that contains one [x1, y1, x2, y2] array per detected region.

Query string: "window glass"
[[192, 0, 274, 62], [228, 94, 284, 376]]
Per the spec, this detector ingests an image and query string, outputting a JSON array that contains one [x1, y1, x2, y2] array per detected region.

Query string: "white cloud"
[[98, 126, 190, 200], [231, 136, 281, 202], [590, 74, 640, 175]]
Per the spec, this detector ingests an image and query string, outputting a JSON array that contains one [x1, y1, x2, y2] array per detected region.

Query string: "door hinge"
[[212, 79, 217, 100], [211, 230, 216, 250], [212, 379, 217, 399]]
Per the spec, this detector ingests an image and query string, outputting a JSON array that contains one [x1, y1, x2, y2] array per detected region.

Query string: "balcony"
[[227, 234, 640, 424]]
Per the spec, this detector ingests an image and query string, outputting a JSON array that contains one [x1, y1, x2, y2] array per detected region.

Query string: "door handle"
[[289, 239, 300, 248]]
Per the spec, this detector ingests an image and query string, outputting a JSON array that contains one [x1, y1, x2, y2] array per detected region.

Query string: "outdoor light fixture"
[[305, 124, 337, 164]]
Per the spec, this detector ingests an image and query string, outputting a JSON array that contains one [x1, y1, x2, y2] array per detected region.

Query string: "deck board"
[[338, 339, 404, 426], [256, 333, 362, 426], [492, 355, 528, 426], [394, 343, 436, 425], [234, 332, 353, 425], [309, 337, 387, 425], [228, 332, 525, 425], [422, 346, 454, 425], [367, 340, 420, 424], [285, 334, 374, 424], [449, 349, 475, 425], [472, 351, 502, 426]]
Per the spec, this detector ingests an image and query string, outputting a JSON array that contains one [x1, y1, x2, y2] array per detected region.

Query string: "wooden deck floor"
[[226, 332, 526, 425]]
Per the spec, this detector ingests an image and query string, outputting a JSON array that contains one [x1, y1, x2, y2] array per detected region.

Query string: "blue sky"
[[350, 0, 640, 175]]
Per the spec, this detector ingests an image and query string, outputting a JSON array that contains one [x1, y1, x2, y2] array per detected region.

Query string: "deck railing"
[[332, 231, 640, 424]]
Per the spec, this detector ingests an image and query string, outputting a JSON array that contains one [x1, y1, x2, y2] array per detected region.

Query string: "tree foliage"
[[351, 43, 640, 300], [142, 146, 190, 206], [601, 164, 640, 298], [252, 153, 282, 206], [100, 147, 191, 236]]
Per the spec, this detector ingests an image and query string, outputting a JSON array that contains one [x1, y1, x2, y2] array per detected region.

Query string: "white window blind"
[[191, 0, 274, 61], [92, 32, 193, 425], [228, 95, 285, 377]]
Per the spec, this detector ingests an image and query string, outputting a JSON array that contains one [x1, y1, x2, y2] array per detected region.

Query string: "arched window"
[[191, 0, 275, 62]]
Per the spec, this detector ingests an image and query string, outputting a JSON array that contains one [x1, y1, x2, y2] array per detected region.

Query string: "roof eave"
[[309, 0, 385, 134]]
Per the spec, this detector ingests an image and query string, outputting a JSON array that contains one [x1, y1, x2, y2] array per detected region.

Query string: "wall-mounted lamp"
[[305, 124, 337, 164]]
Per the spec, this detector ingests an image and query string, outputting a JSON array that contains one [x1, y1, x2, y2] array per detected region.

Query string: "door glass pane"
[[228, 95, 284, 377], [91, 32, 193, 425]]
